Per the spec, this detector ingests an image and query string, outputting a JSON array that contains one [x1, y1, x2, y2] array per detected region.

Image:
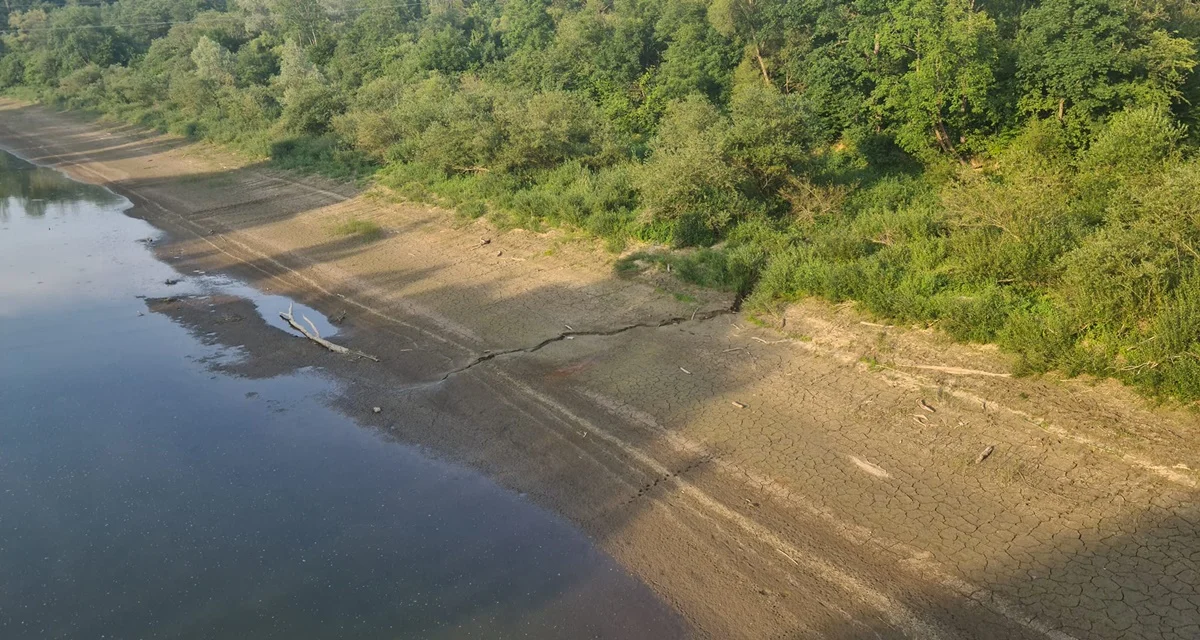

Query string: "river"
[[0, 150, 684, 639]]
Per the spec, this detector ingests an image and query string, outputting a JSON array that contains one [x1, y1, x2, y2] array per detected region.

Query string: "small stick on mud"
[[721, 347, 744, 353], [280, 304, 379, 362], [732, 401, 747, 409], [919, 399, 936, 413], [680, 367, 692, 374], [975, 445, 995, 464], [775, 548, 800, 566]]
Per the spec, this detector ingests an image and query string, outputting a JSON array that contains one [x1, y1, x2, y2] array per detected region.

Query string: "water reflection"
[[0, 152, 121, 219], [0, 150, 684, 639]]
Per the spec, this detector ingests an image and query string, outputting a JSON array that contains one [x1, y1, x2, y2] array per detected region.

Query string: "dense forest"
[[2, 0, 1200, 400]]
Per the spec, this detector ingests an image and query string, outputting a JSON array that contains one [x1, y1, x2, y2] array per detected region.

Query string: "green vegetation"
[[4, 0, 1200, 400], [332, 218, 384, 239]]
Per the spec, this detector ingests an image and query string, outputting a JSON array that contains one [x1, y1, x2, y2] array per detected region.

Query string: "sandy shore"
[[3, 99, 1199, 639]]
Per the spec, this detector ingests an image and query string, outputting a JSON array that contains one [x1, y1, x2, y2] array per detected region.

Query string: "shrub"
[[495, 91, 608, 171], [637, 96, 751, 246], [270, 136, 379, 180]]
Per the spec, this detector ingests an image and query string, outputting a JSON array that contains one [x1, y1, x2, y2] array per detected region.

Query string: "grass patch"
[[457, 200, 487, 219], [614, 249, 747, 291], [860, 356, 884, 371], [332, 219, 384, 240]]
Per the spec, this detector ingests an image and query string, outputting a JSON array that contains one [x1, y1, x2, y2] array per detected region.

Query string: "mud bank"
[[3, 100, 1199, 639]]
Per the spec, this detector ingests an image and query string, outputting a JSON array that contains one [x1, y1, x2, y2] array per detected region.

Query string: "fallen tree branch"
[[280, 304, 379, 362]]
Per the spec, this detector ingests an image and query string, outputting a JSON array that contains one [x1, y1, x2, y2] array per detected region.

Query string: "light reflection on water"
[[0, 152, 684, 639]]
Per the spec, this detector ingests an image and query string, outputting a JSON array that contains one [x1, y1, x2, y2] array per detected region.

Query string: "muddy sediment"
[[3, 100, 1199, 639]]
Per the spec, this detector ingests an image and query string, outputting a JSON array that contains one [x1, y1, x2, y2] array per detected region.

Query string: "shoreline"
[[3, 99, 1199, 639]]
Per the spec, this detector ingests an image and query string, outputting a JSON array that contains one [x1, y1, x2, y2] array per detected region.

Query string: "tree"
[[274, 38, 340, 134], [6, 5, 127, 84], [706, 0, 791, 86], [725, 80, 809, 195], [654, 0, 738, 102], [500, 0, 554, 52], [274, 0, 331, 49], [872, 0, 1002, 156], [275, 38, 324, 94], [191, 35, 235, 86], [235, 33, 280, 86], [1017, 0, 1197, 134]]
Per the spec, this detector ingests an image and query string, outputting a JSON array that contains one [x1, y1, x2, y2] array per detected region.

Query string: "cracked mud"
[[440, 308, 735, 380]]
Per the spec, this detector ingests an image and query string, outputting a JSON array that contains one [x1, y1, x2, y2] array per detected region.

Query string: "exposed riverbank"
[[3, 100, 1199, 639]]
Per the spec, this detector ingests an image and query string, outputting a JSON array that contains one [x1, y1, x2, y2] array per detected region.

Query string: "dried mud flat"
[[3, 99, 1199, 640]]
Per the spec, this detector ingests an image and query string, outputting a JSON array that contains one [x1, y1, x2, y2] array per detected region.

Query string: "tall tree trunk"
[[753, 43, 772, 86], [933, 117, 966, 164]]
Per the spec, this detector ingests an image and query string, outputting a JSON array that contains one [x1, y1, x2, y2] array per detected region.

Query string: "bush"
[[277, 83, 343, 136], [637, 96, 752, 246], [270, 135, 379, 180], [495, 91, 610, 171], [56, 64, 105, 108], [0, 55, 24, 88], [1139, 278, 1200, 398], [937, 286, 1018, 342]]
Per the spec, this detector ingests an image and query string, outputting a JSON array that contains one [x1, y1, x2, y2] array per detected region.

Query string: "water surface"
[[0, 151, 683, 639]]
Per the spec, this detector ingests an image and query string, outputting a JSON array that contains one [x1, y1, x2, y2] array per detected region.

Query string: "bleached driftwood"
[[280, 304, 379, 362]]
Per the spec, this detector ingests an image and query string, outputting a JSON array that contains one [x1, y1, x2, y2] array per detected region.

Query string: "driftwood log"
[[280, 304, 379, 362]]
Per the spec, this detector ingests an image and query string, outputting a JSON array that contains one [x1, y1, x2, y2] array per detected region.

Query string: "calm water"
[[0, 151, 683, 639]]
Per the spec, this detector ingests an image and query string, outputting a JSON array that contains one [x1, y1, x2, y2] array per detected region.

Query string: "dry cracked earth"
[[2, 100, 1198, 639]]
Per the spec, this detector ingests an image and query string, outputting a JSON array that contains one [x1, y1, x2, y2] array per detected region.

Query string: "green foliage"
[[616, 248, 747, 291], [271, 136, 378, 180], [654, 0, 738, 102], [6, 0, 1200, 400], [500, 0, 554, 51], [637, 96, 750, 245], [496, 90, 611, 171], [192, 36, 236, 86], [1017, 0, 1197, 137], [1081, 107, 1184, 179], [235, 34, 281, 87], [873, 0, 1002, 156]]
